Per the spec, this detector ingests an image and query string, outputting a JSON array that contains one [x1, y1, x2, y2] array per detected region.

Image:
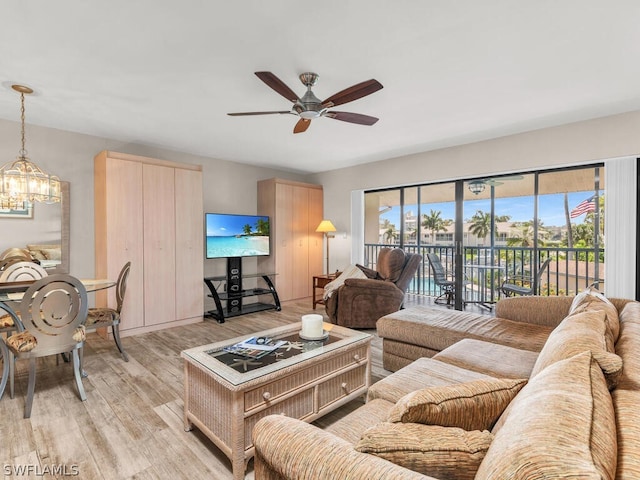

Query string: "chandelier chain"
[[19, 92, 27, 157]]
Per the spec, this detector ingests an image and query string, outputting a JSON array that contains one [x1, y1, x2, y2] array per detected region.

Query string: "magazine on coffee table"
[[223, 336, 286, 359]]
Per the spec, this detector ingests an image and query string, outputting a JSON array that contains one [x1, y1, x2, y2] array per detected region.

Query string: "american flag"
[[570, 195, 597, 218]]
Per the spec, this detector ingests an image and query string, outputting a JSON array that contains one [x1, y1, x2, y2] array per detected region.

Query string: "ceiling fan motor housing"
[[296, 73, 325, 118]]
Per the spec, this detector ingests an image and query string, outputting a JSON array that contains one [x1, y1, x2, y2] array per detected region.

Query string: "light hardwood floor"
[[1, 298, 411, 480]]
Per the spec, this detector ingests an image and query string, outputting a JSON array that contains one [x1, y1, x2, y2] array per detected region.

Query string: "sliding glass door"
[[363, 164, 605, 310]]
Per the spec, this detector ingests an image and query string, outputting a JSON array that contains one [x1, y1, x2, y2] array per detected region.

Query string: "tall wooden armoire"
[[94, 151, 204, 336], [257, 178, 324, 301]]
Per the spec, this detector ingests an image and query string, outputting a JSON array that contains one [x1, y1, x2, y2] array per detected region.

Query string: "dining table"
[[0, 277, 116, 400]]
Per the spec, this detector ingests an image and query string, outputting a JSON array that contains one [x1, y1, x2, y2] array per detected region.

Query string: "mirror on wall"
[[0, 181, 70, 274]]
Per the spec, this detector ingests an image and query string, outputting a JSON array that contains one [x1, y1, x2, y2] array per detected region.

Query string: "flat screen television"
[[205, 213, 270, 259]]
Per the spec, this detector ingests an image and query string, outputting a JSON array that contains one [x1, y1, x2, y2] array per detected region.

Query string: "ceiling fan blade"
[[322, 79, 383, 108], [227, 111, 291, 116], [255, 72, 300, 103], [325, 111, 379, 126], [293, 118, 311, 134], [485, 175, 524, 186]]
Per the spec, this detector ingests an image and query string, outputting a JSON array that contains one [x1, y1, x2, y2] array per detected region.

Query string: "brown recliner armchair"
[[324, 248, 422, 329]]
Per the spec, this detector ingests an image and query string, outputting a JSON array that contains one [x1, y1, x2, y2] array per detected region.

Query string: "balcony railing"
[[364, 243, 604, 305]]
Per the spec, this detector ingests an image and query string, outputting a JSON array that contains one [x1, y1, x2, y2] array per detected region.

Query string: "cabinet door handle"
[[262, 392, 271, 401], [353, 354, 360, 361], [341, 382, 348, 390]]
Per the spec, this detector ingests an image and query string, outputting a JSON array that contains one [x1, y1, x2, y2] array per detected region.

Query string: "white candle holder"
[[300, 314, 327, 340]]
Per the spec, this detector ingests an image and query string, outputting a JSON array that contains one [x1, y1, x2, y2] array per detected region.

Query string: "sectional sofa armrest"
[[495, 295, 574, 327], [253, 415, 434, 480]]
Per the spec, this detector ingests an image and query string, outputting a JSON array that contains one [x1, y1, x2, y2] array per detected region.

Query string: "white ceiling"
[[1, 1, 640, 174]]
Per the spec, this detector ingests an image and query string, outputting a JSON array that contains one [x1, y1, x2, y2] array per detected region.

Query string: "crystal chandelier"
[[0, 85, 60, 205]]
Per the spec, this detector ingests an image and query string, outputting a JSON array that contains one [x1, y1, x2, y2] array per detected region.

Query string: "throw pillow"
[[27, 248, 47, 261], [377, 248, 406, 282], [356, 263, 381, 279], [388, 378, 527, 431], [476, 351, 617, 480], [356, 422, 493, 480], [41, 247, 61, 261], [530, 309, 623, 390], [569, 286, 620, 351]]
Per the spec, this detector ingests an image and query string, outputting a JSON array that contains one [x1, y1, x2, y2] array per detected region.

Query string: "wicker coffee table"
[[181, 322, 371, 479]]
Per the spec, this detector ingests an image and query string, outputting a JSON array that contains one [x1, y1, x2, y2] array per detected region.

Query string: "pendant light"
[[0, 85, 61, 206]]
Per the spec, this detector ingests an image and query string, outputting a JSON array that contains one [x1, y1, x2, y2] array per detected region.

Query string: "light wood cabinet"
[[257, 178, 323, 301], [95, 151, 204, 336]]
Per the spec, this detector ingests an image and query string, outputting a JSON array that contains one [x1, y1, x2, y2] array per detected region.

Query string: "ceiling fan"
[[227, 72, 383, 134], [467, 175, 524, 195]]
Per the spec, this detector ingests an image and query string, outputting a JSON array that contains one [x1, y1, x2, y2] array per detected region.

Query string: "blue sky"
[[205, 213, 269, 236], [382, 191, 597, 227]]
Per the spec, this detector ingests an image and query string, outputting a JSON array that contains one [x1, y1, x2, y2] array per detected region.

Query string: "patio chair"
[[500, 258, 551, 297], [426, 253, 456, 306]]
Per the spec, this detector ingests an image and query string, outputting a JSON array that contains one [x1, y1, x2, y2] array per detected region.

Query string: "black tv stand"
[[203, 258, 281, 323]]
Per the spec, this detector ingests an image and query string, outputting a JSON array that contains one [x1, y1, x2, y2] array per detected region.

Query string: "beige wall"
[[2, 109, 640, 293], [308, 110, 640, 271], [0, 118, 305, 287]]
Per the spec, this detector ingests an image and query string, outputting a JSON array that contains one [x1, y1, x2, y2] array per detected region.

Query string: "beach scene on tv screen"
[[206, 214, 270, 258]]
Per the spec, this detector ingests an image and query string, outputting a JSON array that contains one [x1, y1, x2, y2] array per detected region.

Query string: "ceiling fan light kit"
[[467, 175, 525, 195], [228, 71, 383, 133], [468, 180, 486, 195]]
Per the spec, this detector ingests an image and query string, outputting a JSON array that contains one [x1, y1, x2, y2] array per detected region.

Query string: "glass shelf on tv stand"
[[203, 272, 281, 324]]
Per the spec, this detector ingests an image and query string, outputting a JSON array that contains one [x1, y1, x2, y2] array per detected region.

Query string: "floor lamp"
[[316, 220, 337, 275]]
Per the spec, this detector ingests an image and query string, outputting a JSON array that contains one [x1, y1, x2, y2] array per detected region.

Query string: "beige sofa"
[[252, 293, 640, 479]]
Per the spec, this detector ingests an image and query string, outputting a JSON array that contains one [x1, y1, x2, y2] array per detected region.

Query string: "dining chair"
[[0, 247, 33, 261], [0, 303, 20, 400], [0, 255, 34, 272], [84, 262, 130, 361], [5, 274, 88, 418], [0, 261, 48, 282], [0, 260, 48, 329]]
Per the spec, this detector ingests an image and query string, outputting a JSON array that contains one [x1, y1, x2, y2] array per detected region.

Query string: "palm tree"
[[383, 226, 398, 244], [421, 209, 448, 243], [507, 219, 549, 247], [469, 210, 491, 241], [242, 224, 252, 235], [256, 218, 269, 236]]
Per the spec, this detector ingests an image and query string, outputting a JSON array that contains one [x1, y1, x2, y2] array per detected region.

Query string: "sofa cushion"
[[387, 378, 526, 431], [530, 309, 623, 389], [356, 422, 493, 480], [433, 339, 538, 379], [476, 351, 617, 480], [377, 248, 406, 282], [612, 388, 640, 479], [325, 398, 395, 445], [614, 314, 640, 389], [569, 286, 620, 351], [377, 305, 553, 355], [368, 357, 494, 404]]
